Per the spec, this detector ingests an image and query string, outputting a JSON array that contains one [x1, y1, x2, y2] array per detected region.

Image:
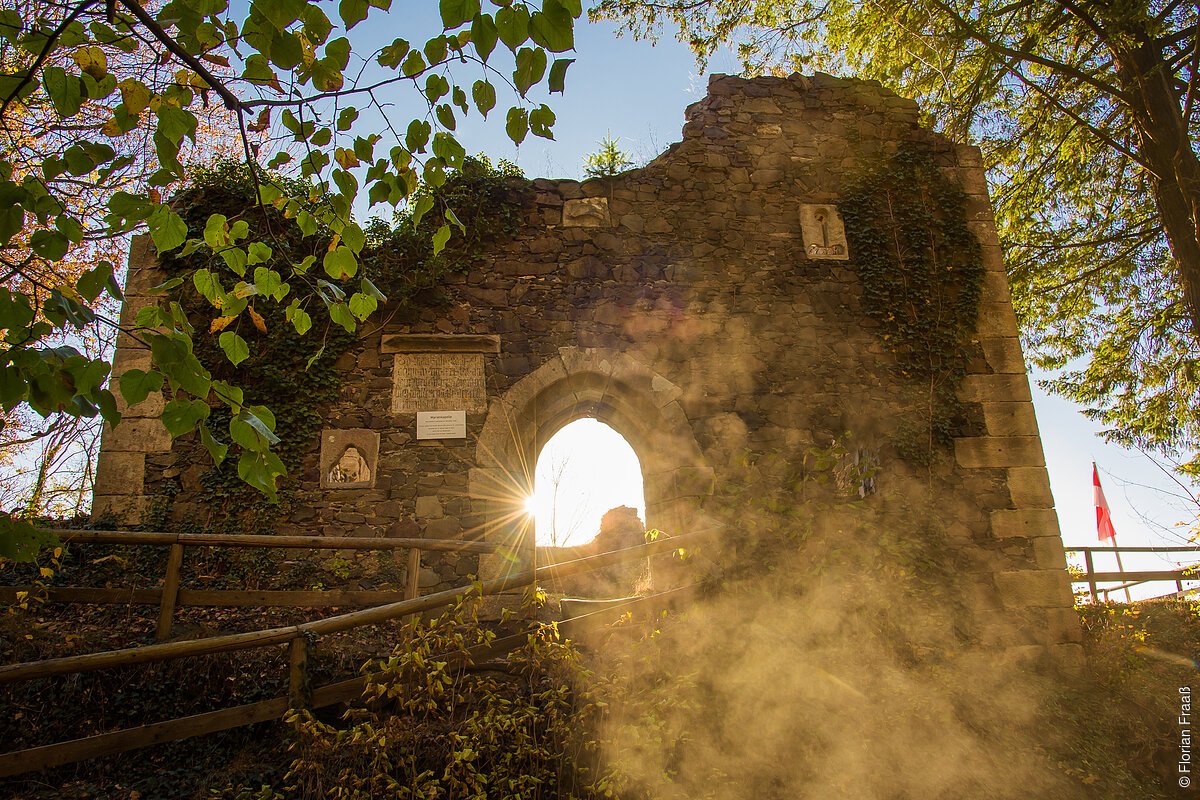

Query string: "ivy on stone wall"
[[156, 157, 529, 530], [840, 144, 984, 464]]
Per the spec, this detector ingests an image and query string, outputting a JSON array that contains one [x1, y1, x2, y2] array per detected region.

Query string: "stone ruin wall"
[[94, 73, 1081, 663]]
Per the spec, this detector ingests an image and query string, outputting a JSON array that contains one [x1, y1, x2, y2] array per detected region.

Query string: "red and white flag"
[[1093, 463, 1117, 542]]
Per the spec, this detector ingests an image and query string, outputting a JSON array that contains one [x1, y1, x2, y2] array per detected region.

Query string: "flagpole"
[[1110, 533, 1133, 603], [1093, 462, 1132, 602]]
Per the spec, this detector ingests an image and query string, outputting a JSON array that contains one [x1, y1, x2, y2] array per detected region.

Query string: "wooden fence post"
[[405, 548, 421, 601], [1084, 549, 1098, 604], [404, 547, 423, 623], [288, 636, 311, 709], [156, 543, 185, 640]]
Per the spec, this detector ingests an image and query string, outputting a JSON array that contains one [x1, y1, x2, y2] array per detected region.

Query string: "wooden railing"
[[0, 529, 699, 778], [1070, 545, 1200, 602], [0, 529, 501, 640]]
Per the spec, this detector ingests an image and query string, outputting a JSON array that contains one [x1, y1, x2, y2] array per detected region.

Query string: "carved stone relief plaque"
[[319, 428, 380, 489], [562, 197, 611, 228], [799, 204, 850, 260], [391, 353, 487, 414]]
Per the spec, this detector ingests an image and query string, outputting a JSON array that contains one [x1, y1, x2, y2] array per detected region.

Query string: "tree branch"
[[1, 0, 101, 119], [115, 0, 243, 112]]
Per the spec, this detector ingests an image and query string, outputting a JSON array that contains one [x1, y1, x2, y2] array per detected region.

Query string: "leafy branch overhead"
[[0, 0, 581, 557]]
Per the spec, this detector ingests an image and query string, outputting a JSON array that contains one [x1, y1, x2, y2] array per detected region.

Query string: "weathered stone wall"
[[94, 73, 1079, 661]]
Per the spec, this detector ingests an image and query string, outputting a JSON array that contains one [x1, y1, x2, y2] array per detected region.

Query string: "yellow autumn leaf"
[[39, 567, 54, 578], [118, 79, 152, 114], [72, 46, 108, 79], [210, 315, 236, 333], [101, 117, 124, 137], [335, 148, 360, 169], [248, 306, 267, 333], [298, 32, 316, 68], [327, 233, 341, 252]]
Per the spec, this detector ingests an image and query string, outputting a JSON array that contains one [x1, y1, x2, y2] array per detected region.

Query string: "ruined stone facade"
[[95, 73, 1080, 661]]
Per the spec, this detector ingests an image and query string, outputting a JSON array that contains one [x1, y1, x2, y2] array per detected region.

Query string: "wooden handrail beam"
[[0, 532, 699, 684], [1070, 546, 1200, 554], [1074, 570, 1199, 582], [43, 529, 503, 554]]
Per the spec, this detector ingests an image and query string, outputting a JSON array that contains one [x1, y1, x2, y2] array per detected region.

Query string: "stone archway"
[[471, 347, 715, 577]]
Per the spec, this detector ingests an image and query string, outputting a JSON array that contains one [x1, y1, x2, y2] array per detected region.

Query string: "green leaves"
[[440, 0, 481, 29], [42, 66, 83, 117], [340, 0, 370, 29], [530, 0, 575, 52], [0, 515, 56, 562], [379, 38, 410, 68], [119, 369, 165, 407], [349, 291, 378, 320], [147, 204, 188, 254], [219, 331, 250, 366], [323, 246, 359, 280], [471, 14, 498, 62], [495, 5, 530, 50], [549, 58, 572, 93], [514, 47, 547, 96], [162, 397, 211, 437], [506, 106, 529, 145], [472, 80, 497, 117], [530, 104, 555, 139], [432, 223, 452, 255], [29, 230, 69, 260]]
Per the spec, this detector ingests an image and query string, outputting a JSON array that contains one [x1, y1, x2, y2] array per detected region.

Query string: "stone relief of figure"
[[328, 445, 372, 484]]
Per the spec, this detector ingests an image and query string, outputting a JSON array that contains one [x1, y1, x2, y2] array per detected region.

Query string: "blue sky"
[[351, 10, 1189, 573]]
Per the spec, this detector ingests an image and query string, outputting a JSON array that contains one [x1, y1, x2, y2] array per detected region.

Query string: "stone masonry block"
[[91, 494, 147, 525], [562, 197, 611, 227], [416, 495, 444, 519], [1032, 536, 1069, 570], [978, 241, 1005, 268], [101, 418, 172, 453], [957, 373, 1032, 403], [110, 346, 153, 375], [955, 436, 1046, 468], [981, 402, 1040, 437], [980, 271, 1013, 304], [994, 569, 1074, 608], [122, 234, 165, 295], [979, 337, 1025, 374], [1008, 467, 1054, 508], [1043, 606, 1084, 644], [94, 450, 146, 496], [991, 509, 1061, 539], [975, 301, 1020, 338]]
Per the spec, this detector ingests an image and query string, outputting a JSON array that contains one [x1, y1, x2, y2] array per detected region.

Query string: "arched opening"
[[525, 418, 645, 548]]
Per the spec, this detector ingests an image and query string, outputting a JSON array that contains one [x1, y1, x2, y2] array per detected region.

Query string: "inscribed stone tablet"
[[392, 353, 487, 414]]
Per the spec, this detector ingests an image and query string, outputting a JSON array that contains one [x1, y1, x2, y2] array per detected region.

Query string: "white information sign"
[[417, 410, 467, 440]]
